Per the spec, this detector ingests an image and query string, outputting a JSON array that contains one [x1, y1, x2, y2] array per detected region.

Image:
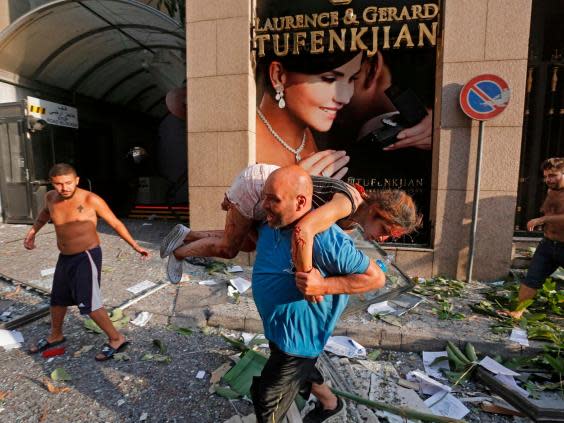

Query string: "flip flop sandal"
[[29, 337, 66, 354], [95, 341, 130, 362]]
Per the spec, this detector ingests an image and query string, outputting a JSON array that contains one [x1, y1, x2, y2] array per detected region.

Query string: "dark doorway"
[[515, 0, 564, 234]]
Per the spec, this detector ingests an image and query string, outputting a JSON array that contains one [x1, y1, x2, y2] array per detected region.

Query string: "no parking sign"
[[459, 74, 511, 121], [459, 74, 511, 283]]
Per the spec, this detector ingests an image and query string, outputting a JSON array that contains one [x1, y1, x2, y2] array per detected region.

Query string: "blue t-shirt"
[[252, 223, 370, 358]]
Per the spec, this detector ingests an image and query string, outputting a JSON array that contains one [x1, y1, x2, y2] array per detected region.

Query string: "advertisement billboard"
[[252, 0, 440, 245]]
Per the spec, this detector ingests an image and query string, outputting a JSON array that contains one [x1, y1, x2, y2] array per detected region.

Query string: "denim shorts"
[[225, 164, 279, 221], [523, 238, 564, 289]]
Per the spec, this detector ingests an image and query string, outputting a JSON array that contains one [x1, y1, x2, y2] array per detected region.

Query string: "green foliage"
[[432, 300, 465, 320]]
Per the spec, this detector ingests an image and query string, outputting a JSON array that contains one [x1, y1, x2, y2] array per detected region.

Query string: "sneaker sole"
[[167, 256, 183, 284], [160, 224, 189, 258]]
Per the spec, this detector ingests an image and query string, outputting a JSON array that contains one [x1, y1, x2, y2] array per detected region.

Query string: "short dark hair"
[[540, 157, 564, 172], [49, 163, 77, 178]]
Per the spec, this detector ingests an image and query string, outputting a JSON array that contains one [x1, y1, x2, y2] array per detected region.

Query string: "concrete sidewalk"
[[0, 220, 545, 356]]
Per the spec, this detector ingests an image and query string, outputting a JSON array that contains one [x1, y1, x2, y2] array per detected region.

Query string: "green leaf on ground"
[[51, 368, 72, 381], [141, 353, 171, 364], [152, 339, 167, 354], [367, 349, 381, 361], [113, 353, 130, 361], [167, 325, 193, 336]]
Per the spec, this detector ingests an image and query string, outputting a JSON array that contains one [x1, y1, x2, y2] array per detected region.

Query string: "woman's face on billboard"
[[280, 53, 362, 132]]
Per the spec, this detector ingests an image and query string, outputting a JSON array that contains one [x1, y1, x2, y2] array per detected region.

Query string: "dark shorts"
[[250, 342, 324, 423], [50, 246, 103, 315], [523, 238, 564, 289]]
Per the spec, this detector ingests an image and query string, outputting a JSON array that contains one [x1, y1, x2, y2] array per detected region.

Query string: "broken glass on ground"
[[344, 228, 415, 317]]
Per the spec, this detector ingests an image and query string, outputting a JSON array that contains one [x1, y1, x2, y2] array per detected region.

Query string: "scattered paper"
[[131, 312, 152, 327], [127, 280, 157, 295], [140, 412, 148, 421], [422, 351, 450, 380], [40, 267, 56, 277], [198, 279, 219, 286], [196, 370, 205, 379], [180, 274, 191, 283], [229, 277, 251, 294], [117, 399, 126, 406], [324, 336, 366, 358], [367, 301, 396, 316], [141, 223, 152, 226], [406, 370, 451, 395], [424, 392, 470, 420], [494, 374, 529, 397], [479, 356, 520, 376], [490, 280, 505, 287], [227, 265, 244, 273], [227, 286, 237, 298], [509, 328, 529, 347], [0, 329, 24, 350]]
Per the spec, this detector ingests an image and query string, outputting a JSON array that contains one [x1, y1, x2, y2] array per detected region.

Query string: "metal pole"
[[467, 120, 486, 283]]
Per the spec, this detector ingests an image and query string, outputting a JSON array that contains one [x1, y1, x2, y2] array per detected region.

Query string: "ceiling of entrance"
[[0, 0, 185, 117]]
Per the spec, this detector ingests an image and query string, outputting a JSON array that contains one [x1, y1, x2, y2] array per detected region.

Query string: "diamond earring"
[[275, 86, 286, 109]]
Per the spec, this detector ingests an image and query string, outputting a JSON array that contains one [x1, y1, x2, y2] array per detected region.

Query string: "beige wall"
[[431, 0, 532, 280], [186, 0, 256, 232], [185, 0, 533, 279]]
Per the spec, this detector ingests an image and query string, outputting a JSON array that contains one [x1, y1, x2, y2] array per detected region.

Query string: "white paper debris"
[[367, 301, 396, 316], [478, 356, 520, 376], [509, 328, 529, 347], [40, 267, 56, 277], [227, 286, 237, 298], [131, 311, 152, 327], [422, 351, 450, 380], [494, 374, 529, 397], [180, 274, 191, 283], [406, 370, 451, 395], [227, 265, 244, 273], [141, 223, 152, 226], [324, 336, 366, 358], [196, 370, 205, 379], [229, 277, 251, 294], [198, 279, 219, 286], [47, 357, 55, 363], [127, 280, 157, 295], [240, 332, 268, 348], [140, 412, 148, 421], [424, 392, 470, 420], [117, 399, 126, 407], [0, 329, 24, 350]]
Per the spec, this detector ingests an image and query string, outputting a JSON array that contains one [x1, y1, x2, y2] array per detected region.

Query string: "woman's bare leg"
[[173, 207, 253, 260]]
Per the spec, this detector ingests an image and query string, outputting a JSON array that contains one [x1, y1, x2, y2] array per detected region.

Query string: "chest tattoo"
[[77, 205, 84, 213]]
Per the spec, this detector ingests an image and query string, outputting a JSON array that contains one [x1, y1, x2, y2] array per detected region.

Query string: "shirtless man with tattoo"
[[24, 163, 149, 361], [501, 157, 564, 319]]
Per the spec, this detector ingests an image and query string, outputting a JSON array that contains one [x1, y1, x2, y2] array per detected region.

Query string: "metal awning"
[[0, 0, 185, 117]]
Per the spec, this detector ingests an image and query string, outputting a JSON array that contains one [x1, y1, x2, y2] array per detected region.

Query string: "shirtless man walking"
[[503, 157, 564, 319], [24, 163, 149, 361]]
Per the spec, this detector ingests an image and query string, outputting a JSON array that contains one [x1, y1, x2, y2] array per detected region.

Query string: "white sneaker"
[[160, 224, 190, 258], [167, 255, 184, 284]]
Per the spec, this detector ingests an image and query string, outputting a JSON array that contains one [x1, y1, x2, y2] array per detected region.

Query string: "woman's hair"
[[255, 0, 361, 94], [364, 190, 422, 236]]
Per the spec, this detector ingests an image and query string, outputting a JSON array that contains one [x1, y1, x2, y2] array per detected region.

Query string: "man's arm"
[[23, 195, 51, 250], [527, 214, 564, 231], [89, 194, 149, 257], [295, 260, 385, 296]]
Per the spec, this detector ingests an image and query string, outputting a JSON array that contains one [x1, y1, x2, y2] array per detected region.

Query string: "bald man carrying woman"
[[250, 165, 386, 423]]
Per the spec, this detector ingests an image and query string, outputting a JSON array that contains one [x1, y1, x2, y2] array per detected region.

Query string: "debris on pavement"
[[50, 368, 72, 381], [323, 336, 366, 358], [229, 277, 251, 294], [130, 311, 152, 327], [422, 350, 450, 380], [126, 280, 157, 295], [424, 391, 470, 420], [0, 329, 23, 350]]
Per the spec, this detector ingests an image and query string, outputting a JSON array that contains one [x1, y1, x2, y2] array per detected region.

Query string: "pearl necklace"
[[257, 109, 306, 162]]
